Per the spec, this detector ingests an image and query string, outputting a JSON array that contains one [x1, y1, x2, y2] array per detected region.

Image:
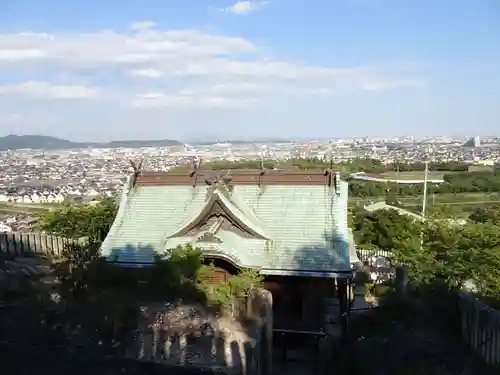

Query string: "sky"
[[0, 0, 499, 141]]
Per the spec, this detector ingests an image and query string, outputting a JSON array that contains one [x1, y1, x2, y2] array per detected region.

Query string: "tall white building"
[[473, 135, 481, 148]]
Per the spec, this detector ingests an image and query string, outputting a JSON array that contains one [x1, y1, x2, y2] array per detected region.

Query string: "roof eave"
[[260, 268, 354, 279]]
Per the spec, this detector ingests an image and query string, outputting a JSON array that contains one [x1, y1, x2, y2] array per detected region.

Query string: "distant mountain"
[[0, 135, 182, 151]]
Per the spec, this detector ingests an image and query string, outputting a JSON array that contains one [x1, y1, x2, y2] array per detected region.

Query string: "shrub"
[[196, 263, 264, 310]]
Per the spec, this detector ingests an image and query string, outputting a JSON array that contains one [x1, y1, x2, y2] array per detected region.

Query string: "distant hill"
[[0, 135, 182, 151]]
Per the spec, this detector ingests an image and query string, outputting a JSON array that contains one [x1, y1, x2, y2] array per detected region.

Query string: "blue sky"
[[0, 0, 498, 141]]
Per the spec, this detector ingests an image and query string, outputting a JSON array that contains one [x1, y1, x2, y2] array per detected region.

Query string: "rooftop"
[[101, 169, 351, 276]]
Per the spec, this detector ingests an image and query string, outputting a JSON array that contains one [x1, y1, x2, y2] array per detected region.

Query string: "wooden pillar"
[[337, 278, 349, 340]]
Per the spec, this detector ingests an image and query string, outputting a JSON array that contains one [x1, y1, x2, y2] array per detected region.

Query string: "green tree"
[[352, 207, 422, 251], [39, 197, 118, 242], [455, 221, 500, 299], [353, 207, 500, 302], [468, 206, 500, 224]]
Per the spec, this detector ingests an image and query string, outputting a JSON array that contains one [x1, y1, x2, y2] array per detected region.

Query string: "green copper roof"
[[100, 177, 352, 276]]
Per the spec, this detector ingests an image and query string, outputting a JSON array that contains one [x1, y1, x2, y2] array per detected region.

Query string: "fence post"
[[395, 265, 409, 300], [12, 234, 17, 257], [19, 233, 24, 256], [26, 233, 31, 254], [3, 232, 9, 257], [44, 233, 49, 255], [38, 232, 43, 256], [0, 232, 5, 256]]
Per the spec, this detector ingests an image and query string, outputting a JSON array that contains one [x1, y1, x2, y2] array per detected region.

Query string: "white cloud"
[[210, 82, 272, 93], [361, 80, 427, 91], [308, 88, 333, 95], [129, 68, 164, 78], [0, 24, 426, 106], [0, 48, 46, 61], [0, 82, 100, 99], [222, 1, 268, 14], [0, 29, 257, 66], [133, 92, 256, 108]]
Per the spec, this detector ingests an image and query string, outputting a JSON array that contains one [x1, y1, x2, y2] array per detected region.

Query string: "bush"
[[57, 241, 265, 314], [39, 198, 118, 242], [196, 263, 264, 310]]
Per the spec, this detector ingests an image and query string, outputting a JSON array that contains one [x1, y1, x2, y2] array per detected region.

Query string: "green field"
[[350, 192, 499, 204], [379, 171, 447, 180], [0, 202, 54, 215], [349, 192, 500, 217]]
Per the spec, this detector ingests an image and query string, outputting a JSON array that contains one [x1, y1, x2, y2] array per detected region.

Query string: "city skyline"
[[0, 0, 499, 141], [0, 133, 498, 148]]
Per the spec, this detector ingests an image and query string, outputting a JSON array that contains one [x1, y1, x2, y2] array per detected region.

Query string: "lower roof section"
[[106, 260, 355, 279], [260, 268, 354, 279]]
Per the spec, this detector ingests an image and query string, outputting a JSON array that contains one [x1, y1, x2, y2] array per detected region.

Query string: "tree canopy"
[[39, 197, 118, 242], [468, 205, 500, 224], [353, 207, 500, 301]]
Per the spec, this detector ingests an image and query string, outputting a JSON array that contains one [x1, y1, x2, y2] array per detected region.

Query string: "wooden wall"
[[264, 276, 333, 331]]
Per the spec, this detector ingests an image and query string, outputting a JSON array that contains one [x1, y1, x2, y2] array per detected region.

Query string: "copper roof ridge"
[[136, 167, 340, 186], [140, 168, 338, 176]]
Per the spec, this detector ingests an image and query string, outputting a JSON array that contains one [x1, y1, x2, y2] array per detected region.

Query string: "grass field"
[[0, 202, 54, 216], [350, 192, 499, 204], [349, 192, 500, 218], [379, 171, 447, 180]]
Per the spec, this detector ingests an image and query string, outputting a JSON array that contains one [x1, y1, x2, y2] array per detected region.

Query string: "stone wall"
[[128, 289, 273, 375]]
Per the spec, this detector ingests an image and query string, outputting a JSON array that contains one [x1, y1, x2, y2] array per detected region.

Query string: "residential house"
[[0, 191, 9, 202], [0, 223, 12, 232], [17, 216, 38, 232], [30, 192, 42, 203], [45, 191, 66, 203], [4, 217, 17, 225]]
